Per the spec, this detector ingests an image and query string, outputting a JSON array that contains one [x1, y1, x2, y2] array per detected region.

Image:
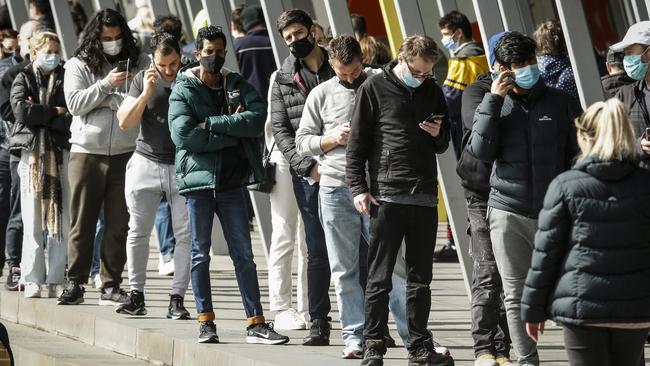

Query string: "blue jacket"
[[234, 28, 277, 98]]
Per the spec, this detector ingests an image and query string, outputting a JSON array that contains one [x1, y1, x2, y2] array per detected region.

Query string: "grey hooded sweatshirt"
[[64, 53, 149, 155]]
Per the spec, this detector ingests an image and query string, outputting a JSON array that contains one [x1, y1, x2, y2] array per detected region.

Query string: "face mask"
[[397, 62, 422, 88], [36, 52, 60, 72], [199, 52, 225, 74], [288, 35, 314, 59], [441, 33, 457, 51], [623, 49, 649, 80], [513, 64, 540, 89], [339, 72, 367, 90], [102, 39, 122, 56]]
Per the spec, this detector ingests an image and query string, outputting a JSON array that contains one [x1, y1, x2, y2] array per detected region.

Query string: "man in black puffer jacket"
[[456, 30, 512, 366], [466, 32, 580, 366], [270, 9, 335, 346]]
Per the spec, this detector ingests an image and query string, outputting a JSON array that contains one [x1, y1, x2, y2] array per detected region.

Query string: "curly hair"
[[327, 34, 361, 64], [494, 31, 536, 68], [533, 19, 567, 56], [74, 9, 140, 75], [195, 25, 227, 51]]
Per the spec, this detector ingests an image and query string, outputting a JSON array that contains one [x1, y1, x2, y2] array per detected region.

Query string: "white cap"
[[611, 21, 650, 51], [135, 0, 148, 8]]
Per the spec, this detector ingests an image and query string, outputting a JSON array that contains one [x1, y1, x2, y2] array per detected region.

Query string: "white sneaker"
[[273, 308, 307, 330], [158, 257, 174, 276], [46, 284, 60, 298], [475, 354, 498, 366], [24, 282, 41, 298], [92, 273, 102, 289], [341, 340, 363, 359]]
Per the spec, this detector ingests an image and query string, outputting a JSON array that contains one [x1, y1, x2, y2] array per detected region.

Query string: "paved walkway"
[[0, 224, 648, 365]]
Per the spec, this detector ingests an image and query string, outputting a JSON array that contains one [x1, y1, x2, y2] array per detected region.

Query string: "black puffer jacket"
[[270, 49, 334, 176], [467, 80, 581, 218], [521, 156, 650, 325], [346, 62, 450, 197], [614, 81, 650, 169], [457, 73, 492, 200], [9, 63, 71, 152]]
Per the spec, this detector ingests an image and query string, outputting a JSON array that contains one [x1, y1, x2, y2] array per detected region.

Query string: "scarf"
[[28, 65, 63, 241]]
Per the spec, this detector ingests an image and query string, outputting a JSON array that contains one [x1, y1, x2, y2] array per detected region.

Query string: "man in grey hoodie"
[[58, 9, 150, 306]]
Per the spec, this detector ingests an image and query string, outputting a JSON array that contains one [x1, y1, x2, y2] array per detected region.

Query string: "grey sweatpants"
[[488, 207, 539, 366]]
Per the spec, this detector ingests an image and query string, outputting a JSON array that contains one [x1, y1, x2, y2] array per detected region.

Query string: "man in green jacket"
[[168, 25, 288, 345]]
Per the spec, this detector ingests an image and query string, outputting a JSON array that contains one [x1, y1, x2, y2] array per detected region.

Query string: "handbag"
[[248, 142, 276, 193]]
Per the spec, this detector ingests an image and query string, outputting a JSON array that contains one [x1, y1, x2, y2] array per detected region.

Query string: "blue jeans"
[[90, 207, 104, 275], [185, 188, 263, 319], [292, 176, 331, 320], [155, 196, 175, 260]]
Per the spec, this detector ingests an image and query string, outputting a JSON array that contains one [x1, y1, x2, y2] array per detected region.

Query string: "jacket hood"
[[454, 41, 485, 59], [537, 55, 571, 80], [574, 155, 637, 181]]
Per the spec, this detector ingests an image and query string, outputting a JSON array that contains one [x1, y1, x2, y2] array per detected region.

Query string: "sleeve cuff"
[[306, 136, 325, 156]]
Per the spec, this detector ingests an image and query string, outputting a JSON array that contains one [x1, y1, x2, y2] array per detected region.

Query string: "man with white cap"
[[611, 21, 650, 169]]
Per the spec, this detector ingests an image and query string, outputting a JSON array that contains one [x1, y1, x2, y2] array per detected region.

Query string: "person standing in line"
[[114, 32, 191, 320], [10, 31, 70, 298], [347, 35, 454, 366], [600, 49, 634, 99], [168, 25, 289, 345], [435, 10, 489, 263], [522, 99, 650, 366], [57, 8, 150, 306], [533, 19, 579, 100], [270, 9, 334, 346], [456, 31, 514, 366], [466, 32, 581, 366]]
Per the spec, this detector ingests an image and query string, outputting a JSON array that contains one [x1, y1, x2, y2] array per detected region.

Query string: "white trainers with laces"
[[92, 273, 102, 289], [47, 284, 60, 298], [24, 282, 41, 298], [341, 340, 363, 359], [273, 308, 307, 330]]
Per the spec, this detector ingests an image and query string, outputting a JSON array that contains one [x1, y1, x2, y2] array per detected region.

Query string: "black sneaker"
[[361, 339, 386, 366], [116, 290, 147, 316], [246, 322, 290, 345], [57, 281, 85, 305], [384, 332, 397, 348], [99, 287, 129, 306], [167, 294, 190, 320], [302, 318, 330, 346], [5, 267, 22, 291], [198, 320, 219, 343], [408, 345, 455, 366], [433, 242, 458, 263]]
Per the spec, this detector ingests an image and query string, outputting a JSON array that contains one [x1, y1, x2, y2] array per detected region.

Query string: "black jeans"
[[0, 148, 9, 269], [364, 202, 437, 351], [5, 154, 22, 268], [467, 196, 511, 357], [563, 324, 648, 366], [291, 177, 331, 320]]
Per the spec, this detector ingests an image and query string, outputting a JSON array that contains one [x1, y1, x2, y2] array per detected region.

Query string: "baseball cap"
[[610, 21, 650, 52], [488, 31, 510, 67]]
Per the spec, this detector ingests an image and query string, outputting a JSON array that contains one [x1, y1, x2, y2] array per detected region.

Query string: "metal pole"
[[92, 0, 116, 12], [497, 0, 536, 34], [555, 0, 604, 107], [147, 0, 171, 18], [184, 0, 202, 19], [50, 0, 79, 60], [174, 0, 195, 43], [471, 0, 504, 69], [7, 0, 28, 30], [393, 0, 473, 299], [436, 0, 457, 16], [260, 0, 288, 68], [323, 0, 354, 37], [631, 0, 649, 21]]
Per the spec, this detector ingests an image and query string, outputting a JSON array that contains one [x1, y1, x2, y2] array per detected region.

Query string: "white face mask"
[[102, 39, 122, 56]]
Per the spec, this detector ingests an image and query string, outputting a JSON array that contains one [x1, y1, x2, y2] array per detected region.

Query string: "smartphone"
[[425, 113, 445, 122], [116, 60, 129, 72], [645, 127, 650, 140], [369, 202, 379, 218]]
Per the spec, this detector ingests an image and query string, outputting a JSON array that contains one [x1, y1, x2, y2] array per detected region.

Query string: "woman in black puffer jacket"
[[521, 98, 650, 366]]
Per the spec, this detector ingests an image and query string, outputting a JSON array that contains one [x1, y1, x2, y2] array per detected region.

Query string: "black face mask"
[[288, 35, 315, 59], [199, 53, 225, 74], [339, 72, 367, 90]]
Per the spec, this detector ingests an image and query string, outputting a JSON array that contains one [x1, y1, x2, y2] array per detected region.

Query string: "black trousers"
[[363, 202, 437, 351], [5, 154, 22, 268], [0, 148, 9, 269], [563, 324, 648, 366]]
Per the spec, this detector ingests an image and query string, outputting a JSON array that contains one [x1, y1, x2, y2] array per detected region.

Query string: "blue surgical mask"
[[441, 35, 457, 51], [513, 64, 540, 89], [623, 50, 649, 80], [36, 52, 60, 72], [401, 69, 422, 88]]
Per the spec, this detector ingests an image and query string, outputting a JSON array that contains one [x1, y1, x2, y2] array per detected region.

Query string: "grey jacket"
[[64, 53, 149, 155], [296, 67, 381, 186]]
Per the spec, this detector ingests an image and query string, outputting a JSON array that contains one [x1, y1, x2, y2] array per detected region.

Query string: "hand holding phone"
[[491, 70, 515, 97], [116, 60, 128, 72]]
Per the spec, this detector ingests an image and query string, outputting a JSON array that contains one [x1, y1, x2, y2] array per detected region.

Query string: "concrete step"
[[3, 320, 152, 366]]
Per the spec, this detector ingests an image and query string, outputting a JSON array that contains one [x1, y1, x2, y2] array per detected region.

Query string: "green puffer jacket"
[[168, 62, 265, 194]]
